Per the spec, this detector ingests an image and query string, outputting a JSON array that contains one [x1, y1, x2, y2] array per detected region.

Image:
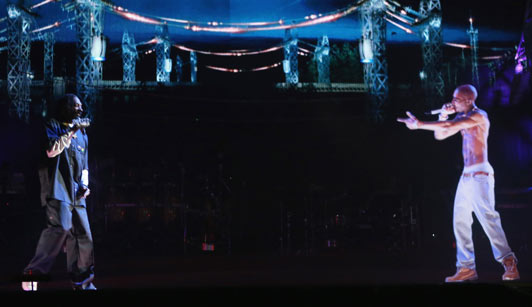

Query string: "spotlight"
[[359, 38, 373, 63]]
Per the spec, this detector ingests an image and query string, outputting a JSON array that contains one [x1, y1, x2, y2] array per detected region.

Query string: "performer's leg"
[[66, 206, 95, 287], [453, 178, 476, 269], [470, 174, 514, 263], [23, 200, 72, 275]]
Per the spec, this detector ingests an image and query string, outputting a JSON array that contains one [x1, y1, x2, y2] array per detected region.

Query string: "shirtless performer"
[[397, 84, 520, 282]]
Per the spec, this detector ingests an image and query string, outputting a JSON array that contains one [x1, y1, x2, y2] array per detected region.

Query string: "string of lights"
[[173, 43, 284, 56], [298, 46, 313, 55], [384, 16, 413, 34], [103, 0, 367, 34], [444, 42, 470, 49], [31, 21, 61, 33], [205, 61, 282, 73], [30, 0, 56, 10], [0, 0, 516, 76]]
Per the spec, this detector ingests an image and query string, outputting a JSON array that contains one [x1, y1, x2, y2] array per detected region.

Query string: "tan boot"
[[502, 255, 520, 281], [445, 267, 478, 283]]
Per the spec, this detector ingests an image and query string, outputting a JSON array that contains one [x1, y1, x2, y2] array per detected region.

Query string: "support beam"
[[283, 29, 299, 84], [122, 31, 137, 82], [75, 0, 104, 119], [315, 35, 330, 84], [44, 32, 54, 83], [156, 24, 171, 83], [360, 0, 388, 122], [515, 0, 532, 73], [419, 0, 444, 107], [6, 4, 31, 122], [175, 55, 183, 83], [190, 51, 197, 83], [467, 18, 479, 87]]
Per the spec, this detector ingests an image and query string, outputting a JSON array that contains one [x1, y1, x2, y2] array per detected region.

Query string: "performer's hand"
[[71, 118, 90, 132], [81, 188, 90, 199], [77, 186, 90, 199], [441, 103, 456, 116], [397, 111, 420, 130]]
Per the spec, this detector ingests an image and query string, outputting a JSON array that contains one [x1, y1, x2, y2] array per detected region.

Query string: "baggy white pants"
[[453, 162, 515, 269]]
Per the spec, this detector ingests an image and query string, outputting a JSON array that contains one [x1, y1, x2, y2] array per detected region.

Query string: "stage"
[[1, 249, 531, 305]]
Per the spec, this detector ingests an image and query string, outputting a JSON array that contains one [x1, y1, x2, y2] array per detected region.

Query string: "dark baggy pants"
[[24, 199, 95, 282]]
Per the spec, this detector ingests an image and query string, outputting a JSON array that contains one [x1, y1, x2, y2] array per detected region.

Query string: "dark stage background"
[[1, 39, 532, 298]]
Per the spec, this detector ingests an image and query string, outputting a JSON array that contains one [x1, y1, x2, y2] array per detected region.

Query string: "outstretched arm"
[[397, 111, 484, 140]]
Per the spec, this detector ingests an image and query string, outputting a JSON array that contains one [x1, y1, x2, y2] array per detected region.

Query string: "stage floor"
[[1, 249, 531, 305]]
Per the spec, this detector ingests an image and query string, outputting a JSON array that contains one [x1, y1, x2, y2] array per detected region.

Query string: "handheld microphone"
[[425, 109, 443, 115]]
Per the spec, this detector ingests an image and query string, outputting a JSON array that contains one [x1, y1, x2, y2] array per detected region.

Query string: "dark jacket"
[[38, 118, 89, 207]]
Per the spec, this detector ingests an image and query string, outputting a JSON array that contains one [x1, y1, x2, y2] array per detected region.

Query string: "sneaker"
[[21, 281, 38, 291], [73, 282, 97, 290], [445, 267, 478, 283], [72, 272, 96, 290], [502, 255, 520, 281]]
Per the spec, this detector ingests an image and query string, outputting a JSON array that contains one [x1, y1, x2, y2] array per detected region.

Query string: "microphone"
[[425, 109, 443, 115]]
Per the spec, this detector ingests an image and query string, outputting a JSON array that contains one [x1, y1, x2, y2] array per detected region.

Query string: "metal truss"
[[283, 29, 299, 84], [91, 1, 104, 82], [419, 0, 444, 107], [6, 4, 31, 122], [75, 0, 104, 119], [467, 20, 479, 87], [122, 31, 137, 82], [515, 0, 532, 73], [44, 32, 54, 83], [190, 51, 197, 83], [156, 24, 170, 83], [315, 35, 330, 84], [175, 55, 183, 83], [360, 0, 388, 122]]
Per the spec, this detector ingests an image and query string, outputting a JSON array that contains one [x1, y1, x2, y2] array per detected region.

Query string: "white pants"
[[453, 162, 515, 269]]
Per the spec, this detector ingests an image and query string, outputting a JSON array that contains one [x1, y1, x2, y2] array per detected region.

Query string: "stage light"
[[91, 35, 106, 61], [515, 62, 524, 74], [422, 28, 430, 42], [283, 60, 291, 73], [7, 5, 20, 19], [429, 16, 441, 28], [164, 59, 172, 73], [359, 38, 373, 63]]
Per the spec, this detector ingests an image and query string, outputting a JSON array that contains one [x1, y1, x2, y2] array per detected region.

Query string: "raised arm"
[[397, 111, 485, 140], [45, 118, 90, 158]]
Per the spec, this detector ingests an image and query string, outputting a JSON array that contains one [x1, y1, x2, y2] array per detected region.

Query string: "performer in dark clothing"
[[22, 94, 95, 291]]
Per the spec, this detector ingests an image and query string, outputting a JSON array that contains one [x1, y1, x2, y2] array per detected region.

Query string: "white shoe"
[[82, 282, 97, 290], [21, 281, 38, 291]]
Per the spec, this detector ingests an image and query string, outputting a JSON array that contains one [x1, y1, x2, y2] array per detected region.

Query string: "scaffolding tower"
[[75, 0, 104, 119], [175, 55, 183, 83], [6, 4, 32, 122], [156, 24, 171, 83], [524, 0, 532, 64], [122, 31, 137, 82], [467, 18, 479, 87], [284, 29, 299, 84], [360, 0, 388, 122], [315, 35, 330, 84], [516, 0, 532, 72], [419, 0, 444, 107], [190, 51, 197, 83], [44, 32, 54, 83]]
